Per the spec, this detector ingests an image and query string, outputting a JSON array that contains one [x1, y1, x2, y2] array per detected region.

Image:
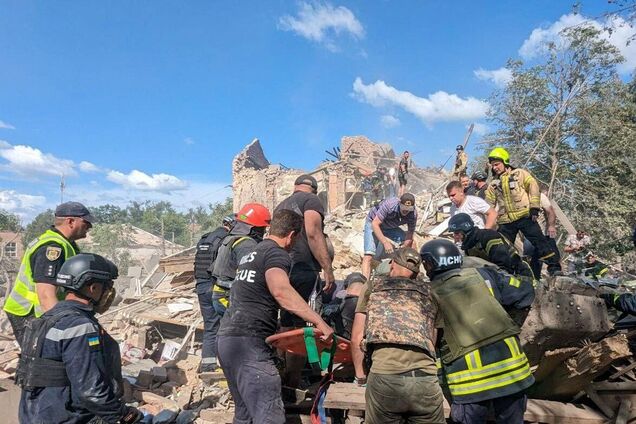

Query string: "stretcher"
[[266, 327, 353, 364]]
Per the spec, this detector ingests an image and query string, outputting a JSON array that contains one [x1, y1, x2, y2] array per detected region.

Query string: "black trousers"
[[499, 217, 562, 275], [280, 266, 320, 328], [450, 392, 527, 424], [217, 336, 285, 424]]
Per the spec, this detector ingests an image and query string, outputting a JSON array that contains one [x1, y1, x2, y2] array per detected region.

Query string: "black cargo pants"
[[498, 216, 562, 275]]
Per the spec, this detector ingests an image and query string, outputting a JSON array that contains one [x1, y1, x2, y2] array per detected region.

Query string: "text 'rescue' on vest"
[[365, 276, 436, 357], [212, 235, 252, 289], [431, 268, 519, 364], [4, 229, 77, 318]]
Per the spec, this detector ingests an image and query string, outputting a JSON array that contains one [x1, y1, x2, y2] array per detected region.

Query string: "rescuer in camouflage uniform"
[[350, 248, 444, 424]]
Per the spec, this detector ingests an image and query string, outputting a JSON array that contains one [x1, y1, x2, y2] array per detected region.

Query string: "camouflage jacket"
[[365, 275, 437, 356]]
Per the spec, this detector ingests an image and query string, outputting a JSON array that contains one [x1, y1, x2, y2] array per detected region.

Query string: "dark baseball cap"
[[55, 201, 94, 223], [392, 247, 422, 273], [399, 193, 416, 212], [343, 272, 366, 288], [294, 174, 318, 191]]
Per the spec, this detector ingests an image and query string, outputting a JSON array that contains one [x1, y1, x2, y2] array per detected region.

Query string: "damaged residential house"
[[1, 136, 636, 423]]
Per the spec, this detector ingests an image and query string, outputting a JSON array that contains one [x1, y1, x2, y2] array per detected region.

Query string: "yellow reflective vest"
[[3, 229, 77, 318], [485, 168, 541, 224]]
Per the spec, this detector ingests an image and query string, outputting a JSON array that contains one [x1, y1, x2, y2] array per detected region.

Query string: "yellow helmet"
[[488, 147, 510, 165]]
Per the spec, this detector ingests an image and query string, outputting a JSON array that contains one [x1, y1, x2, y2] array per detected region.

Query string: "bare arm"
[[351, 312, 367, 381], [403, 231, 414, 247], [484, 207, 498, 230], [305, 210, 335, 291], [372, 216, 396, 254], [36, 282, 58, 313], [544, 205, 557, 238], [266, 268, 333, 339]]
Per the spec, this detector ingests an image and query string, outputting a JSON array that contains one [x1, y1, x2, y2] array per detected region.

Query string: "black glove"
[[529, 208, 540, 221], [119, 407, 143, 424], [600, 293, 617, 308]]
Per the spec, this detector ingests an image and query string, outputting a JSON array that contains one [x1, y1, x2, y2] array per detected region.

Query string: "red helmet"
[[235, 203, 271, 227]]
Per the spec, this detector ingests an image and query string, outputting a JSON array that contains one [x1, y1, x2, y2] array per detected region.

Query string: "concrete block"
[[152, 366, 168, 383]]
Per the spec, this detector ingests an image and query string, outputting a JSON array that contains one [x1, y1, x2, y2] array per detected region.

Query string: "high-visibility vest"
[[4, 229, 77, 318]]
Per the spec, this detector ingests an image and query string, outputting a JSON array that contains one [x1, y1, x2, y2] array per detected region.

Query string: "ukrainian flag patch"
[[88, 336, 100, 351]]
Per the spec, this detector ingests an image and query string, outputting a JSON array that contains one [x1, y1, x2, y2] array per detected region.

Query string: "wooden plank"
[[323, 383, 607, 423], [614, 399, 631, 424], [610, 361, 636, 381]]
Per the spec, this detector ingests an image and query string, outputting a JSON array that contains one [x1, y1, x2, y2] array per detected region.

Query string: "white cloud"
[[0, 120, 15, 130], [519, 13, 636, 73], [474, 67, 513, 88], [472, 123, 489, 136], [0, 142, 76, 177], [0, 190, 46, 219], [352, 77, 489, 125], [79, 161, 101, 173], [107, 169, 189, 193], [183, 137, 195, 145], [380, 114, 401, 128], [279, 1, 364, 50]]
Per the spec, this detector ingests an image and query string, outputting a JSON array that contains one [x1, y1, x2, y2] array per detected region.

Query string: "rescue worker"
[[211, 204, 271, 317], [217, 209, 334, 424], [194, 215, 234, 373], [322, 272, 366, 340], [351, 248, 444, 424], [522, 190, 558, 279], [398, 151, 410, 196], [602, 292, 636, 315], [275, 174, 335, 388], [583, 253, 609, 280], [452, 145, 468, 179], [448, 213, 534, 280], [485, 147, 562, 275], [17, 253, 143, 424], [4, 202, 93, 347], [361, 193, 418, 280], [470, 171, 488, 199], [419, 239, 535, 424]]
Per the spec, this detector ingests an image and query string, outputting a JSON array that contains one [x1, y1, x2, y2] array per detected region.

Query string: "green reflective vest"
[[432, 268, 519, 365], [4, 229, 77, 318]]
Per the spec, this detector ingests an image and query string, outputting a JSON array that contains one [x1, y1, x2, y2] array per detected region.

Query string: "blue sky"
[[1, 1, 633, 221]]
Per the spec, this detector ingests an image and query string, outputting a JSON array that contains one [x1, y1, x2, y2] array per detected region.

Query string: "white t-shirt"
[[450, 195, 492, 229]]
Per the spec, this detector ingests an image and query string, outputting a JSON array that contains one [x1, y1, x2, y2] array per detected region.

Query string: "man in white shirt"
[[564, 230, 591, 274], [446, 180, 497, 229]]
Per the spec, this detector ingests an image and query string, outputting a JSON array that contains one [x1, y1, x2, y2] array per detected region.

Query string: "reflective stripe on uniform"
[[484, 239, 503, 256], [4, 230, 77, 317], [45, 322, 98, 342], [446, 336, 531, 396]]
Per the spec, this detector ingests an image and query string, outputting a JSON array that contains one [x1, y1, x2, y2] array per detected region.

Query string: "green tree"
[[0, 209, 21, 232], [23, 209, 55, 247], [91, 204, 127, 224], [82, 224, 133, 275]]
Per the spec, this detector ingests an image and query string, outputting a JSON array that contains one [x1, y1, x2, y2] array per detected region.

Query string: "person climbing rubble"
[[448, 213, 535, 280], [398, 151, 410, 196], [194, 215, 233, 373], [452, 145, 468, 179], [420, 239, 535, 424], [522, 188, 558, 279], [17, 253, 143, 424], [583, 252, 609, 280], [350, 248, 444, 424], [361, 193, 418, 281], [485, 147, 562, 276], [211, 203, 271, 319], [216, 209, 334, 424], [446, 180, 497, 230]]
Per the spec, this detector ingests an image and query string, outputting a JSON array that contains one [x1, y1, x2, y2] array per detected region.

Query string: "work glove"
[[529, 208, 540, 222], [119, 407, 144, 424], [600, 293, 618, 308]]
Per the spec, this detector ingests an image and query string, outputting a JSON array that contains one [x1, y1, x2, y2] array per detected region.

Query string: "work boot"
[[198, 359, 218, 373]]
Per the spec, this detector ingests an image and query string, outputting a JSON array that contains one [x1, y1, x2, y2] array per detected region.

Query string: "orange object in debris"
[[266, 328, 353, 364]]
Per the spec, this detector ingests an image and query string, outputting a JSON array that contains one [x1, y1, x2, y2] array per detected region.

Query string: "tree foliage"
[[23, 209, 55, 247], [485, 23, 636, 259], [0, 209, 21, 232]]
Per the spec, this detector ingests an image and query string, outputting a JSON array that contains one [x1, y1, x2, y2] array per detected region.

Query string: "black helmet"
[[419, 239, 463, 278], [471, 171, 487, 181], [456, 145, 464, 151], [448, 213, 475, 234], [55, 253, 118, 292], [222, 216, 234, 226]]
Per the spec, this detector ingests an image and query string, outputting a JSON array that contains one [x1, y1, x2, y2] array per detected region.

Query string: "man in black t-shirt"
[[217, 209, 334, 424], [274, 174, 334, 327]]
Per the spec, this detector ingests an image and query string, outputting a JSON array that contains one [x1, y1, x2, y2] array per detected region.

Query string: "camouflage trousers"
[[365, 371, 446, 424]]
